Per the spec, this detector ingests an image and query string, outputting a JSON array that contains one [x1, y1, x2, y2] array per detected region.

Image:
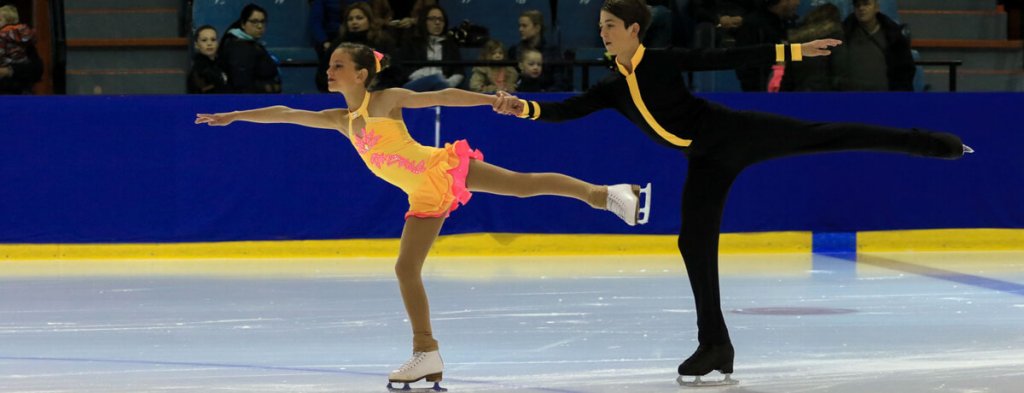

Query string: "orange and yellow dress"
[[347, 92, 484, 219]]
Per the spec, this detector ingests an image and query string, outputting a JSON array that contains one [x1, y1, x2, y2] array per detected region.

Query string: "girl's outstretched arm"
[[195, 105, 347, 131], [389, 88, 498, 110]]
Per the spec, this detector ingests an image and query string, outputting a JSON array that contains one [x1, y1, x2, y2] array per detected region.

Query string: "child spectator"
[[188, 25, 230, 94], [470, 40, 518, 93], [515, 48, 555, 92]]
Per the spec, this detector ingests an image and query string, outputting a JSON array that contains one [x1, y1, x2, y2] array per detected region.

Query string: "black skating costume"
[[514, 43, 964, 376]]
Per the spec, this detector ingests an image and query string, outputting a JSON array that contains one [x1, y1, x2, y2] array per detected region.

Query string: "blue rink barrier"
[[1, 93, 1021, 243]]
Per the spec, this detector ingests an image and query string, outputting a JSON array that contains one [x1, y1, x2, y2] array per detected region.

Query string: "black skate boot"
[[676, 343, 738, 387], [929, 131, 972, 160]]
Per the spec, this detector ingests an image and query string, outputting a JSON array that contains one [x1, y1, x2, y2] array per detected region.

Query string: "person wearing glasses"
[[219, 3, 281, 93]]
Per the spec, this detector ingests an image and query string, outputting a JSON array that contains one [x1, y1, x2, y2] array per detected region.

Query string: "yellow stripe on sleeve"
[[530, 101, 541, 120], [517, 99, 530, 118], [775, 44, 785, 62], [791, 44, 803, 61]]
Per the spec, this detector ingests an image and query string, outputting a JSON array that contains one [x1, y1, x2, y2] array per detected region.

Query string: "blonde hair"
[[0, 5, 20, 24]]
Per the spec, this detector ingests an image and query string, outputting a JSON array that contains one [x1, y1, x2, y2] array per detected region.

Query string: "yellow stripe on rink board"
[[3, 229, 1020, 262], [0, 232, 812, 260], [858, 228, 1024, 252]]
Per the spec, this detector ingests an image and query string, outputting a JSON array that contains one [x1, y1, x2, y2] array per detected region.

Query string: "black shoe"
[[932, 132, 968, 160], [678, 343, 734, 376]]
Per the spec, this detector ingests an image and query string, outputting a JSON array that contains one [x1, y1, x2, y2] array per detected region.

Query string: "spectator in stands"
[[781, 3, 843, 91], [645, 0, 675, 47], [515, 47, 556, 92], [317, 2, 398, 91], [717, 0, 760, 29], [470, 39, 517, 93], [734, 0, 799, 91], [188, 25, 229, 94], [0, 4, 41, 94], [220, 4, 281, 93], [397, 4, 463, 92], [339, 2, 397, 52], [368, 0, 398, 38], [832, 0, 914, 91], [387, 0, 438, 32], [309, 0, 360, 59], [507, 10, 570, 91]]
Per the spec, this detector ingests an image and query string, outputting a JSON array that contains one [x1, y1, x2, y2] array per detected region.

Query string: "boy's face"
[[598, 11, 638, 57], [519, 51, 543, 78], [489, 49, 505, 61]]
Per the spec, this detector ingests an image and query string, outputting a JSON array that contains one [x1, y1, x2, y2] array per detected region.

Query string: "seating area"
[[34, 0, 1024, 94]]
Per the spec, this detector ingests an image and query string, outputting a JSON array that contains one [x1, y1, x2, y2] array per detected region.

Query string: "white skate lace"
[[607, 186, 637, 223], [396, 352, 427, 373]]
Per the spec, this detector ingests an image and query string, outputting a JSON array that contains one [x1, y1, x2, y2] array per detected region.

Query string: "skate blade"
[[676, 374, 739, 387], [636, 182, 651, 225], [387, 381, 447, 392]]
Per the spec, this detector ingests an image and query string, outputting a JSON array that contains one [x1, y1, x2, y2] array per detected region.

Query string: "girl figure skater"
[[493, 0, 971, 386], [195, 42, 650, 392]]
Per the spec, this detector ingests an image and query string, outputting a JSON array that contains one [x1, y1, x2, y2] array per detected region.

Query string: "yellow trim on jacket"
[[614, 45, 692, 147]]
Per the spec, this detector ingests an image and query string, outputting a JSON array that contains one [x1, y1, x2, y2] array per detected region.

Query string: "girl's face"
[[347, 9, 370, 33], [195, 29, 218, 58], [425, 9, 445, 36], [326, 49, 365, 93], [488, 49, 505, 61], [242, 10, 266, 39], [518, 16, 541, 41], [519, 51, 543, 78]]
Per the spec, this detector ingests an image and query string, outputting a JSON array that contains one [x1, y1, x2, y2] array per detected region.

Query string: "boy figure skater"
[[494, 0, 970, 386]]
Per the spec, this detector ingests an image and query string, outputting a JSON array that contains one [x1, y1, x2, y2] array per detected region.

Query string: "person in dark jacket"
[[780, 3, 844, 91], [733, 0, 799, 91], [317, 2, 398, 91], [832, 0, 915, 91], [188, 25, 229, 94], [396, 4, 463, 92], [219, 4, 281, 94], [493, 0, 971, 385]]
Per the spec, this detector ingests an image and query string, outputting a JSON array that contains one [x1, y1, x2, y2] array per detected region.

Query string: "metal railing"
[[915, 60, 964, 92], [284, 58, 965, 92]]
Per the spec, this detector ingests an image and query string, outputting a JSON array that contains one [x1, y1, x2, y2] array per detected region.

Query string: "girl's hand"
[[492, 91, 523, 116], [801, 39, 843, 57], [195, 113, 235, 126]]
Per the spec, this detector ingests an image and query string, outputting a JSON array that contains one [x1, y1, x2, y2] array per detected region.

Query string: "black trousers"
[[678, 105, 962, 345]]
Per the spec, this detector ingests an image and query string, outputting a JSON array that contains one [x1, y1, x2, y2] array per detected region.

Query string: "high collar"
[[615, 44, 646, 76]]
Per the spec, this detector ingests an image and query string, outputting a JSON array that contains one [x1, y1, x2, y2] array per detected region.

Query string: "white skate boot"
[[607, 183, 651, 226], [963, 144, 974, 154], [386, 350, 446, 392]]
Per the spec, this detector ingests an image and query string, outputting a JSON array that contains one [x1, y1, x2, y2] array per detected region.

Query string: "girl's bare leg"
[[395, 214, 446, 353], [465, 159, 607, 209]]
